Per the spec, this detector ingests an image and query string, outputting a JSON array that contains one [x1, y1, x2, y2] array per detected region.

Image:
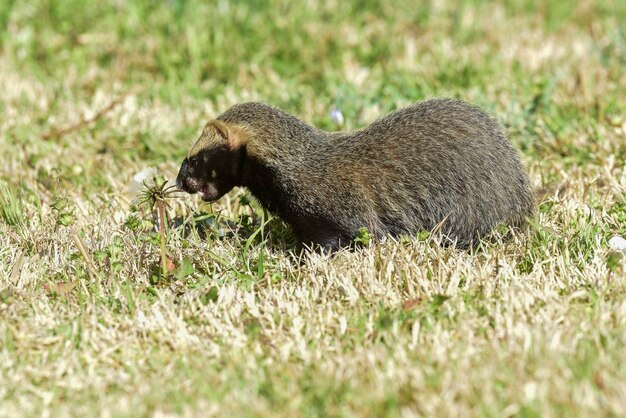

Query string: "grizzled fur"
[[177, 99, 534, 250]]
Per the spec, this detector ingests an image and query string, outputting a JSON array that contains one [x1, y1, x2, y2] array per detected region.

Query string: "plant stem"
[[157, 200, 168, 276], [71, 232, 100, 286]]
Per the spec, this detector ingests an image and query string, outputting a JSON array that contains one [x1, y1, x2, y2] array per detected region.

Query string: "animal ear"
[[210, 120, 247, 149]]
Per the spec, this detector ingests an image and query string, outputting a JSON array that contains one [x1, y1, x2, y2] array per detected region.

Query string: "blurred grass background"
[[3, 0, 625, 163], [1, 1, 626, 417]]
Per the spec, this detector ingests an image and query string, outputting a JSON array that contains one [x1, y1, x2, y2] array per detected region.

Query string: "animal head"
[[176, 119, 249, 202]]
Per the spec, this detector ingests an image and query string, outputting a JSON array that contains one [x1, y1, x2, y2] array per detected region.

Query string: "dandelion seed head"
[[330, 107, 344, 126], [608, 236, 626, 251], [132, 167, 158, 192]]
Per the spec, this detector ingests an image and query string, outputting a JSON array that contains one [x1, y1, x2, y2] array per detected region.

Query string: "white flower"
[[132, 167, 158, 192], [608, 235, 626, 251], [329, 107, 344, 126]]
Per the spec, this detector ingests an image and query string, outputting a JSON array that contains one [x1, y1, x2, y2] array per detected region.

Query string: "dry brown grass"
[[1, 1, 626, 417]]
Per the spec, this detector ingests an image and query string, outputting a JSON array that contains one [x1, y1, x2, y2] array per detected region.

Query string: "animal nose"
[[175, 173, 184, 190], [176, 158, 191, 190]]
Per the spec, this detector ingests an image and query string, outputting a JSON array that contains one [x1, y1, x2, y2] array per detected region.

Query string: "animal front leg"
[[294, 221, 354, 252]]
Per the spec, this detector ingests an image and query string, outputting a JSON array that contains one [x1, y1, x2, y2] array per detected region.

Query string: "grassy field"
[[1, 0, 626, 416]]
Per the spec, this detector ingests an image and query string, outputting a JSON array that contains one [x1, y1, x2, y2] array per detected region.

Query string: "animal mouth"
[[198, 184, 216, 202], [176, 173, 218, 202]]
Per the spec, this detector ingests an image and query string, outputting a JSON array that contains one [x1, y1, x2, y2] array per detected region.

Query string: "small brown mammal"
[[176, 99, 534, 250]]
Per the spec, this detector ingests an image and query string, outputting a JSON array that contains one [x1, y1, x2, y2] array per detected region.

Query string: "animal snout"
[[176, 174, 201, 193], [184, 177, 200, 192], [176, 158, 200, 193]]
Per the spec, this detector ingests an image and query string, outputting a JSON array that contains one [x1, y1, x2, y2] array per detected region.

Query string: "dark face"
[[176, 146, 244, 202]]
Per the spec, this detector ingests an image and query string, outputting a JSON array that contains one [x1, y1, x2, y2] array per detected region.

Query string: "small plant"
[[354, 226, 373, 245], [417, 230, 431, 241], [51, 196, 101, 284], [51, 196, 76, 227], [0, 182, 25, 229], [134, 168, 178, 277]]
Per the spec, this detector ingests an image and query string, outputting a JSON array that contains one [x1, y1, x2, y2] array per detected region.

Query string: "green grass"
[[1, 0, 626, 417]]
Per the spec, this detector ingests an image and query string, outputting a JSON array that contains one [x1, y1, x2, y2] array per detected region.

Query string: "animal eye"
[[189, 157, 198, 168]]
